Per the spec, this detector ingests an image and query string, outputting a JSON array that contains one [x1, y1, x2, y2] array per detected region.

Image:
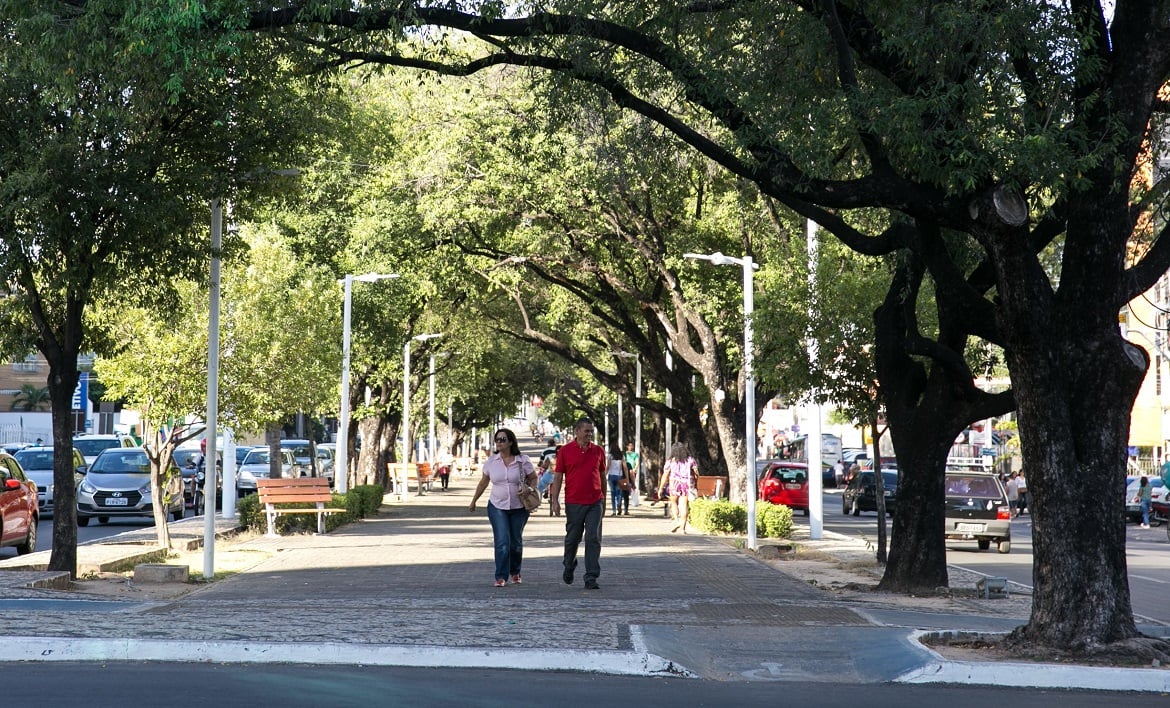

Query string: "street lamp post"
[[683, 251, 760, 550], [613, 351, 642, 493], [403, 333, 442, 497], [203, 197, 224, 580], [337, 273, 399, 495]]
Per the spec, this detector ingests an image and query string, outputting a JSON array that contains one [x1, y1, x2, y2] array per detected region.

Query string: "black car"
[[842, 469, 898, 516]]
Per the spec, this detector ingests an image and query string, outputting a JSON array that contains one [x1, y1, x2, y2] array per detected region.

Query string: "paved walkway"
[[1, 475, 1168, 691]]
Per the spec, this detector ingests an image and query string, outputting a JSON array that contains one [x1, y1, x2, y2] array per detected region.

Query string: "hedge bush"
[[756, 503, 794, 538], [688, 497, 794, 538], [235, 484, 385, 535]]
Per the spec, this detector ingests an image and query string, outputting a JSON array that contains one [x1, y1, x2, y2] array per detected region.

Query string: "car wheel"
[[842, 497, 849, 515], [977, 539, 991, 551], [98, 516, 109, 524], [15, 518, 36, 555], [997, 541, 1011, 554], [78, 516, 90, 527], [803, 508, 810, 517], [194, 494, 205, 516], [851, 499, 860, 516]]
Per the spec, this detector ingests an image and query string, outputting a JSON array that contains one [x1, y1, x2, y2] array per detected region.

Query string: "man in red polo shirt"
[[549, 417, 606, 589]]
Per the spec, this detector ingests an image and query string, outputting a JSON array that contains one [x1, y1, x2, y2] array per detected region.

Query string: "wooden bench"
[[696, 475, 729, 499], [256, 477, 343, 537], [385, 462, 434, 496]]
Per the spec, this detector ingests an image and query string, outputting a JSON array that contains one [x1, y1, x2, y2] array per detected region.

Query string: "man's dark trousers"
[[563, 500, 603, 583]]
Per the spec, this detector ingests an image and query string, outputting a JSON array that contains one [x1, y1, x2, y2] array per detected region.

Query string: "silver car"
[[12, 446, 87, 517], [236, 447, 298, 496], [76, 447, 184, 526]]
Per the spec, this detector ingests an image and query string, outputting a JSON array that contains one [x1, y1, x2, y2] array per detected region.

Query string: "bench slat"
[[256, 477, 339, 536]]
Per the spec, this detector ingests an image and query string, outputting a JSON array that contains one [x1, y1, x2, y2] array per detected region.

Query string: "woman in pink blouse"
[[469, 428, 539, 587]]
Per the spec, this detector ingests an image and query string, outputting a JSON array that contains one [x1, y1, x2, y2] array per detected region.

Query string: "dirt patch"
[[922, 632, 1170, 669], [69, 531, 274, 601]]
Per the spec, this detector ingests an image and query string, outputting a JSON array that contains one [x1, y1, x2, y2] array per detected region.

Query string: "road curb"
[[899, 630, 1170, 692], [0, 635, 690, 677]]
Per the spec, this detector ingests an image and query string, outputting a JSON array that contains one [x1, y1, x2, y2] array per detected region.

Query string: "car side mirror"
[[4, 478, 21, 489]]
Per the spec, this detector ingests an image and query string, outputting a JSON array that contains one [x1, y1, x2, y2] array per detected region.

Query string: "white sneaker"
[[1141, 524, 1151, 529]]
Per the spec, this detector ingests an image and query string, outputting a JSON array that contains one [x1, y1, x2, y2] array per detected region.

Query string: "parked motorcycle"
[[190, 458, 223, 516]]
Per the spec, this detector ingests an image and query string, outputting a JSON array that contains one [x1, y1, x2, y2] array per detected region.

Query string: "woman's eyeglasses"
[[494, 437, 509, 443]]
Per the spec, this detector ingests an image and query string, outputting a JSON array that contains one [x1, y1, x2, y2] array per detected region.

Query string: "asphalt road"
[[0, 513, 159, 558], [806, 488, 1170, 624], [0, 662, 1143, 707]]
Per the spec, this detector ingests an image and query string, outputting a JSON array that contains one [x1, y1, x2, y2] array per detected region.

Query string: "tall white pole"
[[222, 428, 236, 519], [665, 341, 674, 452], [203, 198, 222, 580], [428, 353, 436, 464], [617, 393, 624, 452], [807, 219, 824, 539], [635, 356, 642, 491], [743, 256, 758, 551], [336, 275, 354, 495], [403, 340, 411, 466]]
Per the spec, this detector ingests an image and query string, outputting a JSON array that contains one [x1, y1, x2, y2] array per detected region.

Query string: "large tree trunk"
[[981, 194, 1141, 650], [355, 415, 394, 488], [875, 250, 1015, 591], [46, 361, 81, 577]]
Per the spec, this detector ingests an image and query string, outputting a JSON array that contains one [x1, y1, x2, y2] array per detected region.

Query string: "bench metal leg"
[[264, 505, 278, 538]]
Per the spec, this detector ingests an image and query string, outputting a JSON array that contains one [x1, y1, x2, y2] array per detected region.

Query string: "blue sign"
[[72, 373, 89, 415]]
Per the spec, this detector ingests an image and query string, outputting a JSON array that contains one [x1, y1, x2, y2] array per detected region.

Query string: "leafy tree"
[[0, 3, 319, 576], [9, 384, 49, 412], [239, 1, 1170, 655]]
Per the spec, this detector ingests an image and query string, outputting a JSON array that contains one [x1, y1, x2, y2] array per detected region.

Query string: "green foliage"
[[689, 498, 747, 534], [236, 484, 384, 535], [756, 503, 794, 539], [689, 497, 793, 538]]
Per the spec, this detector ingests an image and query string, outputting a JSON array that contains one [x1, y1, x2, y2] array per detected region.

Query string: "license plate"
[[956, 522, 984, 533], [785, 483, 802, 490], [104, 497, 129, 506]]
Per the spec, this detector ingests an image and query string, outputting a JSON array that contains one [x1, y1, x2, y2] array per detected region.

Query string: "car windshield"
[[74, 439, 120, 457], [769, 468, 807, 483], [235, 447, 253, 463], [282, 443, 311, 459], [242, 450, 270, 465], [173, 450, 201, 467], [945, 475, 1000, 498], [91, 451, 149, 474], [14, 451, 53, 471]]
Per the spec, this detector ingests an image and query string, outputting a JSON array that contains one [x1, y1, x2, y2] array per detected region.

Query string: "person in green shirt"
[[1136, 476, 1154, 528], [624, 442, 640, 492]]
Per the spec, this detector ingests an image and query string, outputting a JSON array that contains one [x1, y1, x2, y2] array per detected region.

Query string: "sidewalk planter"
[[689, 498, 794, 538], [237, 484, 385, 535]]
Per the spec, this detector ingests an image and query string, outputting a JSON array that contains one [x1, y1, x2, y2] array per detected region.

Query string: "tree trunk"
[[356, 415, 394, 488], [46, 362, 81, 577], [981, 196, 1141, 650], [147, 431, 176, 549]]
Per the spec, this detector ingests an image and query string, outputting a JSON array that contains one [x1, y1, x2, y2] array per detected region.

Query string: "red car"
[[758, 461, 810, 516], [0, 451, 38, 555]]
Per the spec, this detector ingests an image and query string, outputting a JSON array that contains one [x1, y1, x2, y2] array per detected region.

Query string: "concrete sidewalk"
[[0, 478, 1167, 692]]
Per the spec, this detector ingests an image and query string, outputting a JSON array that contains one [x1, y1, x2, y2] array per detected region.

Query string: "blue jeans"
[[1141, 499, 1152, 525], [608, 475, 623, 511], [487, 502, 530, 581], [563, 501, 603, 583]]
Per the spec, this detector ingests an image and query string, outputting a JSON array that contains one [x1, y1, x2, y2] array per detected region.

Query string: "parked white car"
[[236, 447, 298, 496]]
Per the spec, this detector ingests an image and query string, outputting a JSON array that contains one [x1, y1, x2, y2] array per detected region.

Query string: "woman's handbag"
[[518, 478, 542, 512], [618, 473, 631, 492]]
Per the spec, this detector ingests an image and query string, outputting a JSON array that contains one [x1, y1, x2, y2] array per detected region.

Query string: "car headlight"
[[79, 478, 96, 494], [139, 483, 152, 495]]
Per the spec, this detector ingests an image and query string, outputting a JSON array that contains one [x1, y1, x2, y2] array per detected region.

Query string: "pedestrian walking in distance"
[[469, 428, 538, 587], [660, 442, 699, 534], [607, 441, 631, 516], [549, 417, 607, 590]]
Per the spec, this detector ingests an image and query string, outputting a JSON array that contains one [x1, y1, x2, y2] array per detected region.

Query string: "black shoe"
[[562, 561, 577, 585], [584, 579, 600, 590]]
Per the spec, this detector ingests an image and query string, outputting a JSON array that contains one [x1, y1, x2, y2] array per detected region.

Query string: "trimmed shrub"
[[689, 498, 747, 534], [756, 503, 794, 538]]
